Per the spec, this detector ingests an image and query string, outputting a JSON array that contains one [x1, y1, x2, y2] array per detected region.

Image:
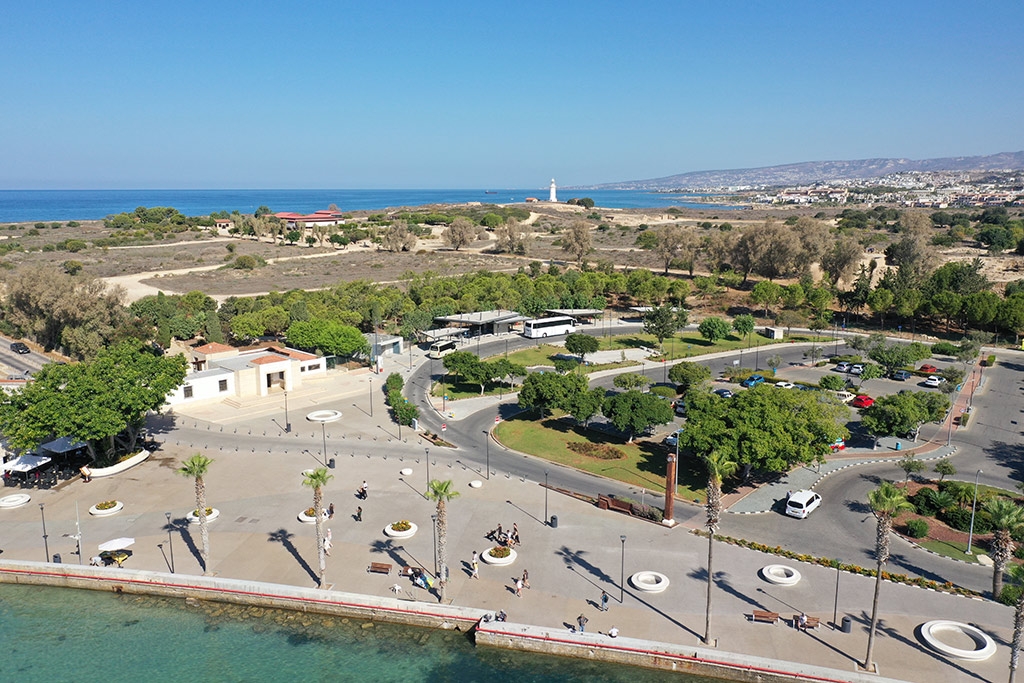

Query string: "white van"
[[786, 490, 822, 519], [428, 340, 457, 359]]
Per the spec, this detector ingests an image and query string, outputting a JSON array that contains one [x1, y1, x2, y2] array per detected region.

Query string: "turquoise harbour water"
[[0, 583, 719, 682], [0, 189, 748, 223]]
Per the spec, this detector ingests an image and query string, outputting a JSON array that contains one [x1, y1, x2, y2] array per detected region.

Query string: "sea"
[[0, 189, 748, 223], [0, 583, 719, 682]]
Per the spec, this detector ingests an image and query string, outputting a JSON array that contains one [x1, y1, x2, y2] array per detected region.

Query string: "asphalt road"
[[0, 334, 51, 377]]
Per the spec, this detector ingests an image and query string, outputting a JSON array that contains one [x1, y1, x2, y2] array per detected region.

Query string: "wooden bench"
[[793, 615, 820, 630], [752, 610, 780, 624], [598, 495, 634, 515], [368, 562, 392, 575], [400, 566, 427, 578]]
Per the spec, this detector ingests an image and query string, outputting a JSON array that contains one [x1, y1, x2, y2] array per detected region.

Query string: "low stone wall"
[[475, 622, 911, 683], [89, 450, 150, 478], [0, 560, 484, 631]]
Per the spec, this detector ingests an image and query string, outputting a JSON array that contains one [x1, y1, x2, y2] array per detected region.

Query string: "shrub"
[[566, 442, 625, 460], [819, 374, 845, 391], [830, 355, 862, 364], [630, 502, 664, 523], [232, 254, 259, 270], [910, 490, 937, 517], [1000, 584, 1024, 606], [958, 413, 969, 427], [939, 507, 992, 534], [1014, 545, 1024, 560], [62, 260, 83, 275], [1012, 526, 1024, 544], [984, 355, 996, 367], [904, 519, 929, 538], [649, 386, 675, 399], [390, 520, 412, 532], [488, 546, 511, 559], [384, 372, 404, 394], [931, 341, 959, 356]]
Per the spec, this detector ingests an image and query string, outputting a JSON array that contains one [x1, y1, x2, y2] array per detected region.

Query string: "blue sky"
[[1, 1, 1022, 189]]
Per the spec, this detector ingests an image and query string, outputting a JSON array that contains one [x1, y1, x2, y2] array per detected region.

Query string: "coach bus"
[[522, 316, 576, 339], [428, 339, 458, 359]]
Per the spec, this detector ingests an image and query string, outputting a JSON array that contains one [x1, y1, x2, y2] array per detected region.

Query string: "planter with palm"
[[985, 498, 1024, 599], [177, 454, 214, 574], [702, 451, 738, 646], [426, 479, 459, 604], [863, 481, 914, 672], [302, 467, 333, 588]]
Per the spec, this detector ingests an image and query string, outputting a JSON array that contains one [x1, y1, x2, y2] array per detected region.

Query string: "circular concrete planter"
[[384, 521, 418, 539], [298, 509, 328, 524], [760, 564, 801, 586], [469, 480, 482, 488], [482, 547, 517, 566], [0, 493, 31, 509], [187, 507, 220, 524], [89, 500, 124, 517], [918, 620, 996, 661], [629, 571, 670, 593], [400, 468, 413, 476]]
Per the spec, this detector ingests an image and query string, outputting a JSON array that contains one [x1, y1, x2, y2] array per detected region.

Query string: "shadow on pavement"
[[169, 517, 204, 572], [267, 528, 317, 584]]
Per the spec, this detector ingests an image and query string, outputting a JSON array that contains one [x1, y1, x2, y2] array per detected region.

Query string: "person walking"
[[512, 523, 520, 545], [471, 560, 479, 580], [324, 529, 333, 556], [328, 502, 335, 519], [359, 481, 368, 499], [521, 569, 530, 589], [471, 550, 478, 565], [515, 578, 523, 597], [355, 506, 362, 522], [600, 590, 609, 612], [577, 614, 588, 633]]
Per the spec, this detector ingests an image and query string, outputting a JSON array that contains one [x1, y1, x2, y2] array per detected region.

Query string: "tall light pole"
[[425, 447, 431, 488], [284, 390, 291, 433], [165, 511, 175, 573], [40, 503, 49, 562], [832, 558, 841, 629], [307, 410, 342, 467], [544, 470, 549, 525], [966, 469, 983, 555], [369, 377, 373, 418], [619, 535, 627, 603], [485, 428, 490, 480]]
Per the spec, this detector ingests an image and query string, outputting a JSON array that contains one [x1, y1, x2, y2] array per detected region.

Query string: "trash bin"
[[895, 442, 902, 451], [841, 615, 852, 633], [52, 553, 62, 564], [328, 457, 336, 469], [550, 515, 558, 529]]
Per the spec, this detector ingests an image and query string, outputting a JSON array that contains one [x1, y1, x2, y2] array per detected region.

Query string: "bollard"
[[550, 515, 558, 529]]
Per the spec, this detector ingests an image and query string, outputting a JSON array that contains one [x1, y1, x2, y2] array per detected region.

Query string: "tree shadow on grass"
[[267, 528, 317, 584]]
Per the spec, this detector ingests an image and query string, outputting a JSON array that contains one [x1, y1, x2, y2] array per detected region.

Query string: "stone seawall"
[[475, 622, 911, 683]]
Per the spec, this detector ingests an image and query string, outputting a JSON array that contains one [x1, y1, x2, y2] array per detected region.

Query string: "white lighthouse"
[[549, 178, 557, 202]]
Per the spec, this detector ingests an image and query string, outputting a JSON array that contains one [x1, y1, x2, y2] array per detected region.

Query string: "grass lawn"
[[493, 413, 708, 502], [431, 378, 516, 400], [916, 539, 983, 564], [597, 331, 820, 361], [487, 344, 638, 373]]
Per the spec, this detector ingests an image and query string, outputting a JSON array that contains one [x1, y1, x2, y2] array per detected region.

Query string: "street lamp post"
[[369, 377, 373, 418], [619, 535, 626, 603], [544, 470, 549, 525], [485, 428, 490, 480], [426, 448, 431, 488], [966, 469, 983, 555], [307, 410, 342, 467], [832, 559, 841, 629], [165, 511, 175, 573], [39, 503, 49, 562], [284, 390, 291, 433]]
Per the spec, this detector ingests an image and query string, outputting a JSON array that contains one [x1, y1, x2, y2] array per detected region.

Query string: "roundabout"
[[760, 564, 801, 586], [629, 571, 670, 593], [384, 521, 418, 539], [187, 507, 220, 524], [0, 493, 31, 509], [918, 620, 996, 661]]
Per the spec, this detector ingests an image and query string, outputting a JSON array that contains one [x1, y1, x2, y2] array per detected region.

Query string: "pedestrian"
[[608, 626, 619, 638], [471, 550, 478, 565], [360, 481, 368, 499], [328, 503, 335, 519], [522, 569, 530, 589], [324, 529, 333, 556], [798, 613, 808, 632], [471, 560, 479, 579], [515, 578, 523, 597], [512, 523, 520, 545], [577, 614, 588, 633], [600, 590, 609, 611], [496, 609, 507, 622], [355, 506, 362, 522]]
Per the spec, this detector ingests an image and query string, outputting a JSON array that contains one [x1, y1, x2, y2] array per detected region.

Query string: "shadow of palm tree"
[[556, 546, 612, 584], [871, 617, 989, 682], [689, 567, 768, 611], [168, 518, 204, 571], [369, 539, 409, 567], [267, 528, 317, 583]]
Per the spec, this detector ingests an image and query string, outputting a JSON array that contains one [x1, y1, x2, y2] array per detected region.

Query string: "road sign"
[[441, 423, 447, 432], [495, 416, 500, 424]]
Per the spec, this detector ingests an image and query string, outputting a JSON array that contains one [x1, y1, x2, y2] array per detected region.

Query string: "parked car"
[[775, 381, 795, 389], [851, 395, 875, 408], [835, 362, 851, 373], [833, 391, 857, 403], [673, 400, 687, 416], [891, 370, 912, 381], [786, 490, 822, 519], [919, 364, 939, 374], [9, 342, 29, 354], [798, 384, 821, 392], [924, 375, 945, 387], [828, 438, 846, 451], [713, 388, 733, 399], [850, 364, 864, 375], [741, 374, 765, 388], [663, 428, 685, 448]]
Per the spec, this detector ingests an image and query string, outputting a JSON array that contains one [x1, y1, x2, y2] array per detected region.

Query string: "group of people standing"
[[486, 522, 521, 548]]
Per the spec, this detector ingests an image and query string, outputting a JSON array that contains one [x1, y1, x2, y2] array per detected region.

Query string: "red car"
[[919, 364, 939, 374], [851, 395, 874, 408]]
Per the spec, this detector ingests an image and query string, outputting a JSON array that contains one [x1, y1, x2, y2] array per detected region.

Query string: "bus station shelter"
[[432, 310, 527, 336], [543, 308, 604, 325]]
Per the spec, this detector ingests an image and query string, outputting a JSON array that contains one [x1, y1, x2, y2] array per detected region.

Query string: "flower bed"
[[298, 507, 328, 524], [187, 507, 220, 524], [566, 442, 625, 460], [89, 500, 124, 517], [482, 546, 517, 566], [384, 520, 418, 539]]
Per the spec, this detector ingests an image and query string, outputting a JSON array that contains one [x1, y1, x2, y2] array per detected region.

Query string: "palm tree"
[[926, 489, 955, 514], [985, 498, 1024, 599], [1007, 563, 1024, 683], [302, 468, 333, 588], [177, 453, 214, 574], [702, 451, 738, 646], [863, 481, 914, 671], [426, 479, 459, 604]]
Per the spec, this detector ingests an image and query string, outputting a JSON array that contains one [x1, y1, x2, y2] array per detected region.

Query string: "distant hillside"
[[577, 151, 1024, 190]]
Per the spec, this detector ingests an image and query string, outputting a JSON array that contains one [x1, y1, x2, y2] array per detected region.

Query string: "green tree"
[[861, 393, 927, 438], [934, 458, 956, 481], [204, 314, 225, 344], [643, 304, 687, 351], [732, 314, 755, 340], [866, 289, 894, 328], [613, 372, 649, 391], [819, 374, 845, 391], [857, 363, 884, 386], [897, 454, 925, 486], [285, 230, 302, 244], [565, 332, 600, 363], [868, 343, 916, 377], [931, 291, 963, 333], [702, 451, 738, 645], [426, 479, 460, 603], [863, 482, 914, 671], [561, 220, 593, 266], [750, 280, 783, 317], [697, 316, 731, 343], [302, 467, 334, 588], [567, 387, 605, 426], [985, 498, 1024, 599], [602, 390, 673, 442], [177, 454, 214, 574], [766, 354, 782, 375], [517, 372, 587, 416], [668, 361, 711, 394]]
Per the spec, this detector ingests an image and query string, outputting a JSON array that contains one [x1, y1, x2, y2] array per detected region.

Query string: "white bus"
[[522, 316, 576, 339], [428, 339, 458, 359]]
